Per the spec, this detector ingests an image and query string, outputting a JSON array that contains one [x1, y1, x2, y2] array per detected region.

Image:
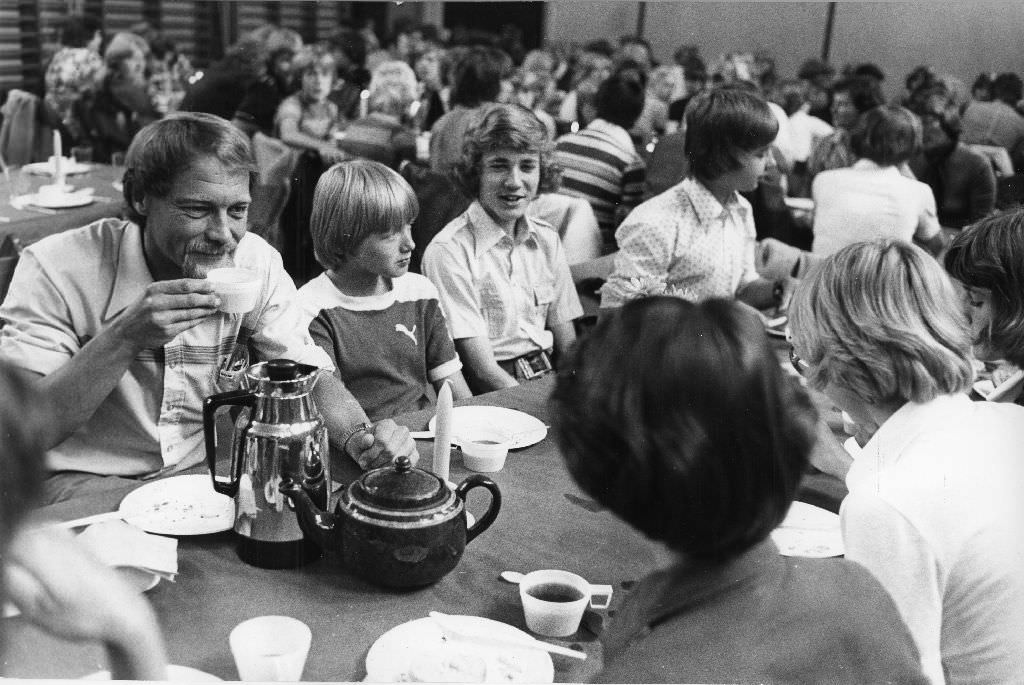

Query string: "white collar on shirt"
[[467, 201, 539, 258], [586, 118, 635, 152], [680, 176, 747, 226], [850, 393, 973, 488], [105, 221, 154, 322]]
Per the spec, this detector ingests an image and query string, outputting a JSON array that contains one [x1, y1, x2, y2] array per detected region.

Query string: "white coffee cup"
[[519, 569, 613, 637], [459, 429, 511, 472], [229, 615, 311, 681], [206, 267, 260, 314]]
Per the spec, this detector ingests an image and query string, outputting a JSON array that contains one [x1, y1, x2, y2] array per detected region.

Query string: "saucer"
[[22, 191, 94, 209]]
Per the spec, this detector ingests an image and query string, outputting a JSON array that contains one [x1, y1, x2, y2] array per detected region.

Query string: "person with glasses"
[[789, 239, 1024, 684]]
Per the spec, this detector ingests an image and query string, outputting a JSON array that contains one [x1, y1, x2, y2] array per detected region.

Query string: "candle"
[[52, 130, 64, 185], [432, 381, 453, 482]]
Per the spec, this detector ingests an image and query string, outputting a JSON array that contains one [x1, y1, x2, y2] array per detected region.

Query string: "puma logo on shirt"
[[395, 323, 418, 344]]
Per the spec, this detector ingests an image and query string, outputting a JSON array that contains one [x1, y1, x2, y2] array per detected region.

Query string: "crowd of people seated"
[[3, 12, 1024, 683]]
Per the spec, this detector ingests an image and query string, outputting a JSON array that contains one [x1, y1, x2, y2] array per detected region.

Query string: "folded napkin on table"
[[76, 520, 178, 581]]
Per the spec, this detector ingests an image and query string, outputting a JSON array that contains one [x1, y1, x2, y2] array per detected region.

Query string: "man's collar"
[[467, 201, 537, 258], [681, 177, 745, 225], [104, 222, 154, 322]]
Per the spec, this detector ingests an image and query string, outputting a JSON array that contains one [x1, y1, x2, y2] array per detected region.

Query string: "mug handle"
[[455, 474, 502, 544], [587, 584, 614, 609]]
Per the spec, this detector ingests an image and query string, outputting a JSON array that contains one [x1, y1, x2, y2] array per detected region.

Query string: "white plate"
[[119, 474, 234, 536], [24, 159, 92, 176], [82, 664, 221, 681], [21, 192, 94, 209], [973, 369, 1024, 402], [428, 406, 547, 449], [770, 501, 843, 558], [783, 197, 814, 212], [365, 615, 553, 683]]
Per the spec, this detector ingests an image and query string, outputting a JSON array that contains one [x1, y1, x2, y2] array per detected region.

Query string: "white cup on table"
[[519, 569, 613, 637], [459, 428, 511, 472], [229, 615, 311, 681]]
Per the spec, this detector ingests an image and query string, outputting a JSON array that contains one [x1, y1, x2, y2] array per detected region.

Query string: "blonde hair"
[[789, 240, 973, 405], [367, 60, 418, 117], [310, 159, 419, 271]]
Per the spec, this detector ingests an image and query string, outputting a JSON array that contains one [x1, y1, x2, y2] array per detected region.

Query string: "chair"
[[0, 90, 54, 166], [0, 235, 22, 306], [399, 161, 469, 274], [248, 133, 300, 253], [527, 193, 601, 265]]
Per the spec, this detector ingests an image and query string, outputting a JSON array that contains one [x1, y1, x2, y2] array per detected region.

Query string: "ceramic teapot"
[[282, 456, 500, 588]]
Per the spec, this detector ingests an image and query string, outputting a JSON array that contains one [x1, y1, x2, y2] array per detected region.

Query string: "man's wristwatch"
[[342, 422, 374, 457]]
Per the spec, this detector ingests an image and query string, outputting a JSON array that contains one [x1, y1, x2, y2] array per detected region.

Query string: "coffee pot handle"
[[455, 475, 502, 544], [203, 389, 257, 497]]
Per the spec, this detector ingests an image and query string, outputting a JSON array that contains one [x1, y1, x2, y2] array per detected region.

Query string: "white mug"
[[519, 569, 613, 637], [229, 615, 311, 681]]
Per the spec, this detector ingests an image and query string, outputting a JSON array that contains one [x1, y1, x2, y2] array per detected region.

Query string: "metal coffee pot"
[[203, 359, 329, 569]]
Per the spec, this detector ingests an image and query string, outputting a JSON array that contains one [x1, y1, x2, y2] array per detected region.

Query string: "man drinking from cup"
[[0, 112, 415, 503]]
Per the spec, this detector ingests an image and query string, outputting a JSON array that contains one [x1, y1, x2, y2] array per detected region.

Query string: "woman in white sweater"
[[789, 239, 1024, 684]]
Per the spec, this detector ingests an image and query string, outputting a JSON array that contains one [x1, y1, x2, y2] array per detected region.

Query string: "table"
[[0, 163, 124, 246], [4, 374, 847, 681]]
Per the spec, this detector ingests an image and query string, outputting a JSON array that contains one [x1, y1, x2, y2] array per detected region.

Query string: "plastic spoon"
[[500, 570, 525, 584]]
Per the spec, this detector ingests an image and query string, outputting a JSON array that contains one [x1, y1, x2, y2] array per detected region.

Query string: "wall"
[[542, 1, 1024, 101]]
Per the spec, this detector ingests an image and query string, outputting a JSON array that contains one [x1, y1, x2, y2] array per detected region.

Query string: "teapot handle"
[[455, 475, 502, 544], [203, 389, 257, 497]]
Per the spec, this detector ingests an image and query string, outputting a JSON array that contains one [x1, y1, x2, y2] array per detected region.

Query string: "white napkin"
[[76, 520, 178, 580]]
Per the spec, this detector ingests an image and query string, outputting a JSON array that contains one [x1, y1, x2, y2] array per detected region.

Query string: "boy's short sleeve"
[[424, 297, 462, 383]]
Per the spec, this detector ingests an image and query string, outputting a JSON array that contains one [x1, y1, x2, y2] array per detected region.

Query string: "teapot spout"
[[280, 481, 337, 551]]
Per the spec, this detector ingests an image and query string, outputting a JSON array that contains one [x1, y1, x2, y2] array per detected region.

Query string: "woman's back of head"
[[550, 297, 816, 563], [790, 239, 973, 407]]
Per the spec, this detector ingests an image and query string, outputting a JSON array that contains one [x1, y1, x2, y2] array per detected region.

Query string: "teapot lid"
[[351, 456, 449, 511]]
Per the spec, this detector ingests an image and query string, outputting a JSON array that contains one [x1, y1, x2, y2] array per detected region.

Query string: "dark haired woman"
[[550, 297, 927, 684], [946, 210, 1024, 403], [907, 86, 996, 230]]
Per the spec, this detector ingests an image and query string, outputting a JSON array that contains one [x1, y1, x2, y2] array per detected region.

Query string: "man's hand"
[[5, 526, 168, 680], [346, 419, 418, 470], [113, 279, 222, 350]]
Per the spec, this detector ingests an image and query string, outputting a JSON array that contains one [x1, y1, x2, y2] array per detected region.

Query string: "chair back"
[[400, 161, 470, 273], [527, 193, 601, 264], [0, 90, 53, 166], [248, 132, 300, 252]]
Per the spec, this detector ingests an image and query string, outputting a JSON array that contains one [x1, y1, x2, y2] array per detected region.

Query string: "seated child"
[[298, 160, 471, 433], [275, 43, 348, 165], [549, 297, 928, 684], [422, 104, 583, 393], [601, 86, 794, 310]]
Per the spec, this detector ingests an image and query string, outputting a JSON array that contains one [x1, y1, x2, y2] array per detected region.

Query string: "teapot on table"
[[281, 456, 501, 588], [203, 359, 329, 569]]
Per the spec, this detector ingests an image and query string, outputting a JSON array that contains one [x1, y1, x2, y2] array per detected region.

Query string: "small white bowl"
[[206, 267, 260, 314], [459, 429, 511, 472]]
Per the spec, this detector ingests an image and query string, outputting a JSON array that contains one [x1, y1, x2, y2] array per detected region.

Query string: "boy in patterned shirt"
[[297, 160, 471, 424]]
